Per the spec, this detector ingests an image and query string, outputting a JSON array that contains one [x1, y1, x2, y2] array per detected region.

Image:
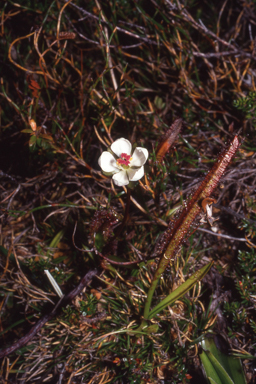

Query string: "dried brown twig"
[[0, 269, 98, 359]]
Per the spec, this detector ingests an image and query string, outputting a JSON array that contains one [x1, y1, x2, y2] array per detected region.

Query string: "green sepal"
[[101, 170, 117, 177], [127, 181, 136, 189], [107, 147, 117, 159], [130, 165, 142, 170], [131, 142, 137, 154]]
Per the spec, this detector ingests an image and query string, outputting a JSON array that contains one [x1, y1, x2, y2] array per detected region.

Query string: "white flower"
[[98, 138, 148, 186]]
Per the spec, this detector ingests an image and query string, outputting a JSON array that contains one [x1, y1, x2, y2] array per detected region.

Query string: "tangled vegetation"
[[0, 0, 256, 383]]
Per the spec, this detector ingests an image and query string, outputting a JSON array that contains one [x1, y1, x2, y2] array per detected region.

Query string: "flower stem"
[[115, 187, 131, 237]]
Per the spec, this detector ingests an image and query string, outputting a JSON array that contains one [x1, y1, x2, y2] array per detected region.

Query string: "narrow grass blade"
[[44, 270, 64, 298], [148, 262, 213, 319], [49, 229, 65, 248]]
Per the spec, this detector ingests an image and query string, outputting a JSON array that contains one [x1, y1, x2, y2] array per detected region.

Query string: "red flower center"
[[116, 153, 132, 166]]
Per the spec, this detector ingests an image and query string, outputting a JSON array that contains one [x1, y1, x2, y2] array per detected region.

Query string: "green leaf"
[[95, 232, 105, 252], [200, 347, 223, 384], [203, 350, 234, 384], [145, 324, 159, 334], [21, 128, 33, 134], [148, 262, 213, 320], [0, 315, 35, 337], [49, 229, 65, 248], [200, 336, 247, 384], [29, 135, 37, 146], [208, 379, 220, 384]]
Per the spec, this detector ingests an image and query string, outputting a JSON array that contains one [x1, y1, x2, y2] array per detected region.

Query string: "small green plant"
[[234, 91, 256, 123], [223, 248, 256, 336], [199, 335, 247, 384]]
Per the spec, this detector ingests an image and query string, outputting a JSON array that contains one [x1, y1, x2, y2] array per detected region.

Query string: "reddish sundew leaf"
[[158, 135, 240, 268], [155, 118, 183, 162], [143, 134, 240, 319], [89, 209, 120, 246]]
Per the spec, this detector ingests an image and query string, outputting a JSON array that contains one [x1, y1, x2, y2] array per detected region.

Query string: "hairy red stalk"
[[143, 135, 240, 318], [160, 135, 240, 268]]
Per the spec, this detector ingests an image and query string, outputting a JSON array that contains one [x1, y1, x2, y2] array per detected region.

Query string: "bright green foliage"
[[224, 248, 256, 336], [148, 262, 213, 320], [199, 336, 246, 384], [234, 92, 256, 118]]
